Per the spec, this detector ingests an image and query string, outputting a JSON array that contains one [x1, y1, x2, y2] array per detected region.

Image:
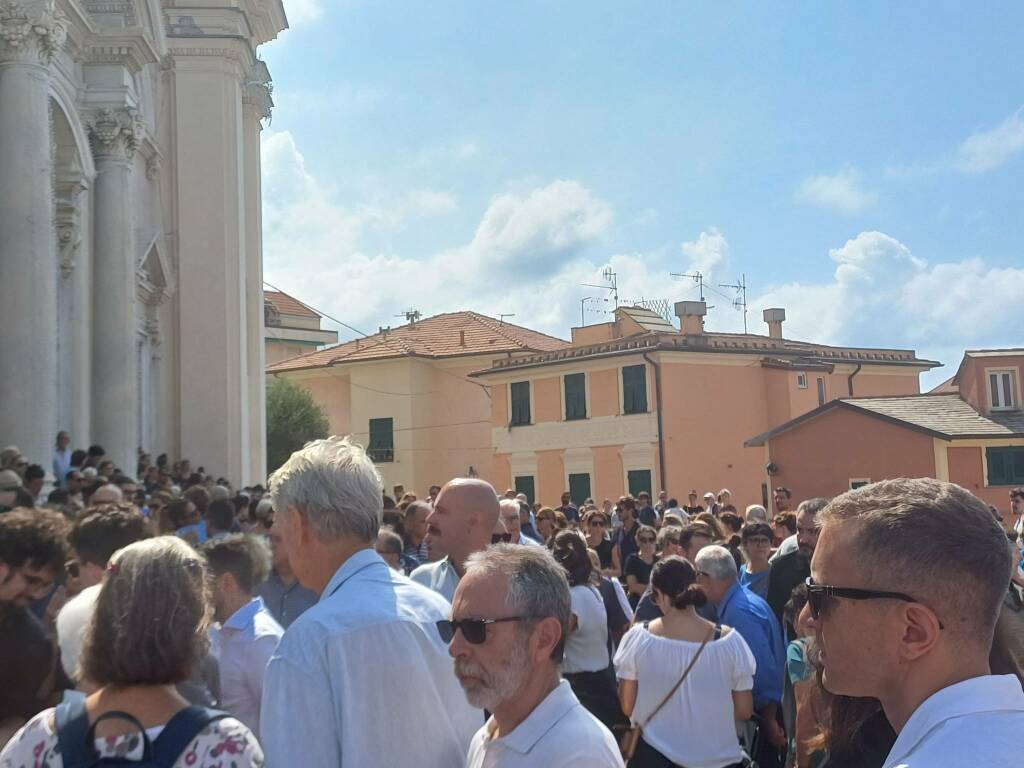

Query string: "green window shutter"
[[986, 447, 1024, 486], [564, 373, 586, 420], [568, 473, 591, 506], [510, 381, 531, 426], [368, 418, 394, 463], [514, 476, 535, 504], [622, 365, 648, 414], [1014, 448, 1024, 484], [627, 469, 652, 498]]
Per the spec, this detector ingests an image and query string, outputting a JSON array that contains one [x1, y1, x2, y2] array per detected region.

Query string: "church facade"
[[0, 0, 286, 484]]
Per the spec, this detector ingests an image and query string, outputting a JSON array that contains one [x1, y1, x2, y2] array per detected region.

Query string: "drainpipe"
[[847, 363, 862, 397], [642, 350, 667, 495]]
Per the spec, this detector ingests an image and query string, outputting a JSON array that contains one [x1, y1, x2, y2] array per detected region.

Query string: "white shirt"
[[410, 556, 461, 603], [563, 585, 609, 674], [56, 583, 101, 680], [883, 674, 1024, 768], [771, 533, 798, 561], [467, 679, 624, 768], [516, 533, 542, 547], [613, 623, 755, 768], [212, 597, 282, 738], [261, 549, 479, 768]]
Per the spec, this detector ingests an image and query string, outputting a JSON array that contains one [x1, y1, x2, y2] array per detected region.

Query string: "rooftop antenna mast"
[[498, 313, 515, 325], [671, 269, 705, 302], [581, 266, 619, 308], [396, 309, 422, 324], [719, 273, 748, 333]]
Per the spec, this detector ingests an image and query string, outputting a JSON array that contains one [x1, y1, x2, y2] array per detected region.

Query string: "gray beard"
[[454, 639, 531, 711]]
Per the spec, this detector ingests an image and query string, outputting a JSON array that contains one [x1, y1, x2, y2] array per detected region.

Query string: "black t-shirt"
[[766, 550, 810, 635], [594, 539, 614, 570], [624, 553, 656, 585], [556, 504, 580, 523], [614, 523, 638, 575], [682, 505, 704, 516], [637, 506, 658, 527], [0, 606, 64, 722]]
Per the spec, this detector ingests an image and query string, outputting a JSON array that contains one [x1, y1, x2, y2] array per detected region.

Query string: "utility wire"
[[263, 279, 371, 338]]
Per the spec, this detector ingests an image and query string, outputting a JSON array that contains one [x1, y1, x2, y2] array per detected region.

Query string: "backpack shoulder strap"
[[55, 697, 92, 768], [151, 706, 230, 768]]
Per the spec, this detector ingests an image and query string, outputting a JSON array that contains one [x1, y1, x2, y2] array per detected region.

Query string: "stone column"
[[0, 1, 66, 468], [242, 64, 272, 484], [87, 108, 141, 475]]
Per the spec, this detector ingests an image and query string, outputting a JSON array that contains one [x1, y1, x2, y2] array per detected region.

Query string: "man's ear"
[[898, 602, 943, 662], [531, 616, 563, 664]]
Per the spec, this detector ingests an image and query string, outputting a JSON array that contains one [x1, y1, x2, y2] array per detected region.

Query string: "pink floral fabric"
[[0, 708, 263, 768]]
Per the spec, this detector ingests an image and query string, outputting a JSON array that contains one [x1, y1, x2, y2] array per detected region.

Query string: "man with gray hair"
[[806, 478, 1023, 767], [260, 436, 478, 768], [697, 544, 786, 764], [440, 545, 623, 767]]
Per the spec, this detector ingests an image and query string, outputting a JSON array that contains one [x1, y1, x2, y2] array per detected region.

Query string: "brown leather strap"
[[637, 623, 715, 730]]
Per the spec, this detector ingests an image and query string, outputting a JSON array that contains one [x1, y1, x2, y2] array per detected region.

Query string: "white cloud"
[[955, 107, 1024, 173], [680, 228, 729, 281], [795, 168, 878, 215]]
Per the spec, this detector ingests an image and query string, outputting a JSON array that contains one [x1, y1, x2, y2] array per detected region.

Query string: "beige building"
[[0, 0, 286, 483], [264, 289, 338, 366], [267, 312, 568, 492]]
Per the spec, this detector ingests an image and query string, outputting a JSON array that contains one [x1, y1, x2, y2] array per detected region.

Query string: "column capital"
[[242, 60, 274, 123], [86, 106, 143, 162], [0, 0, 67, 66]]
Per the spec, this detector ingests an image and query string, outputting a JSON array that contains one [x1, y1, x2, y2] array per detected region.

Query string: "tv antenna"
[[498, 313, 516, 325], [671, 270, 706, 302], [581, 266, 619, 308], [396, 309, 422, 324], [719, 274, 749, 333]]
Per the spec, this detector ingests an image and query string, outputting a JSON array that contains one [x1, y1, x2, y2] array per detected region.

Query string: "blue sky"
[[260, 2, 1024, 387]]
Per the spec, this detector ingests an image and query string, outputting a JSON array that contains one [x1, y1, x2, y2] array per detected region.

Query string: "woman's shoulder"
[[182, 716, 263, 767], [0, 708, 59, 763]]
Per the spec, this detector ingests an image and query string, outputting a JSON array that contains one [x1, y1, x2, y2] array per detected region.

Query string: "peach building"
[[747, 349, 1024, 509], [266, 312, 568, 492], [264, 290, 339, 365], [471, 302, 938, 508]]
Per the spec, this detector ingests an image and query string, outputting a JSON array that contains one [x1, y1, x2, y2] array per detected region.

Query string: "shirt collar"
[[716, 580, 742, 612], [223, 597, 265, 631], [886, 675, 1024, 765], [485, 680, 580, 755], [321, 547, 387, 600]]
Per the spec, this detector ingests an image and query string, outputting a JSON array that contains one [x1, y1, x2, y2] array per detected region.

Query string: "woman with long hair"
[[615, 556, 754, 768]]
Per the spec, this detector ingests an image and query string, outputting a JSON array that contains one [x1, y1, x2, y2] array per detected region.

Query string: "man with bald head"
[[411, 478, 500, 602]]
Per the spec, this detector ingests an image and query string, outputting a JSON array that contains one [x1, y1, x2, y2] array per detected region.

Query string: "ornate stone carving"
[[87, 107, 144, 162], [145, 153, 161, 181], [55, 180, 85, 278], [0, 0, 68, 65], [242, 60, 274, 123]]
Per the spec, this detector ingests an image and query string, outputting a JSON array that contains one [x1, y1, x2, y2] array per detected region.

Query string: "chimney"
[[674, 300, 706, 335], [763, 308, 785, 339]]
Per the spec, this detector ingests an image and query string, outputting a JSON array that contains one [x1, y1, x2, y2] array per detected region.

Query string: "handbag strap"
[[637, 622, 715, 730]]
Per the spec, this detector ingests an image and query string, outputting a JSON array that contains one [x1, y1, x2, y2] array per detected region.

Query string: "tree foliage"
[[266, 377, 330, 473]]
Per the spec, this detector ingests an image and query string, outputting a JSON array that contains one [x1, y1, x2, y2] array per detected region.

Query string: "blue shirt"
[[715, 581, 785, 710], [260, 549, 478, 768], [738, 565, 770, 599]]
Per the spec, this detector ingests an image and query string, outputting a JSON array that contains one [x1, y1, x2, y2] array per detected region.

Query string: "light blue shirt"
[[410, 556, 461, 603], [260, 549, 479, 768]]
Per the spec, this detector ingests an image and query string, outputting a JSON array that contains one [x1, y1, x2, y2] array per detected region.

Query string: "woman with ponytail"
[[613, 556, 756, 768]]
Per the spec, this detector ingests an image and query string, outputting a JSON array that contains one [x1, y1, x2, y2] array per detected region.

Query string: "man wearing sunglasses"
[[806, 478, 1023, 768], [442, 545, 623, 767], [411, 478, 502, 602]]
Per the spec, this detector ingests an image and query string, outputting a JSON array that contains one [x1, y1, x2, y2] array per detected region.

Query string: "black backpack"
[[55, 697, 230, 768]]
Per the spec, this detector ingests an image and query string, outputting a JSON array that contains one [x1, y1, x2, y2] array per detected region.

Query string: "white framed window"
[[988, 369, 1019, 411], [849, 478, 871, 490], [796, 373, 808, 389]]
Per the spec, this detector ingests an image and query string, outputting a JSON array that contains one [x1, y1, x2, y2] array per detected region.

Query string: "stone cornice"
[[0, 0, 68, 66], [242, 58, 272, 121], [84, 27, 159, 71]]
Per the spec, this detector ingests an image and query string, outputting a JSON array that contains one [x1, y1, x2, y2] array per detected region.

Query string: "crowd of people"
[[1, 432, 1023, 767]]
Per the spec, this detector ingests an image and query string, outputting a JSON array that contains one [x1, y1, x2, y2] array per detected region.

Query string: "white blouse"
[[563, 585, 610, 674], [614, 623, 755, 768]]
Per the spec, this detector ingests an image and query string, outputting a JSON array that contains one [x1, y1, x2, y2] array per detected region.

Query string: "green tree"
[[266, 377, 330, 473]]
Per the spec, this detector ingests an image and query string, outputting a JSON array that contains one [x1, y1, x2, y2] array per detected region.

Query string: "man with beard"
[[412, 478, 500, 602], [766, 497, 829, 635], [441, 545, 623, 767]]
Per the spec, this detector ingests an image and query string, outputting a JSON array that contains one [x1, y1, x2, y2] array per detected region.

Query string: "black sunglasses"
[[491, 533, 511, 544], [436, 616, 525, 645], [805, 577, 944, 629]]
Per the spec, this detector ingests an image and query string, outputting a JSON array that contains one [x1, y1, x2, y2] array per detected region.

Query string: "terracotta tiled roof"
[[747, 393, 1024, 446], [264, 290, 321, 319], [267, 311, 569, 373]]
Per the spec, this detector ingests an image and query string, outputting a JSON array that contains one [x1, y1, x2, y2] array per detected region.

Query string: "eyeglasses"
[[490, 533, 511, 544], [588, 520, 606, 528], [744, 537, 772, 547], [436, 616, 526, 645], [638, 536, 656, 544], [64, 560, 80, 579], [805, 577, 943, 629]]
